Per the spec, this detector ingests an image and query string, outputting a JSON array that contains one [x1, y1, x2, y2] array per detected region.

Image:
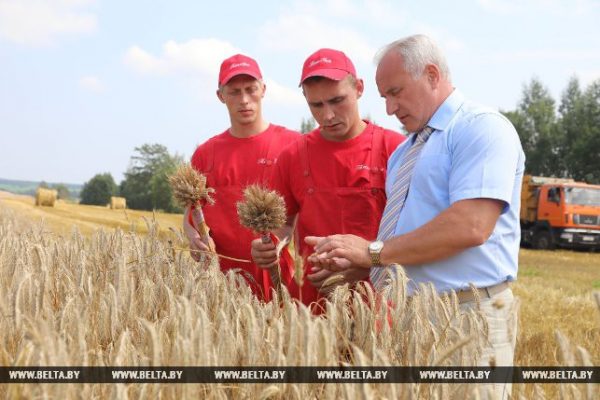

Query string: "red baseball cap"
[[300, 48, 357, 85], [218, 54, 262, 86]]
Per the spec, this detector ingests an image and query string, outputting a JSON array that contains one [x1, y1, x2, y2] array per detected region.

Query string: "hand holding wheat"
[[169, 163, 216, 252], [237, 184, 288, 290]]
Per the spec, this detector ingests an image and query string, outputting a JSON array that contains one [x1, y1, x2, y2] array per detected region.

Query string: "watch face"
[[369, 241, 384, 252]]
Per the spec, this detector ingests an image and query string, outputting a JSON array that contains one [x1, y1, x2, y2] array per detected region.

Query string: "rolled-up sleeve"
[[449, 112, 521, 213]]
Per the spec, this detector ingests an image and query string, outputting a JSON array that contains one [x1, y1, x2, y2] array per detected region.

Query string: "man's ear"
[[216, 88, 225, 103], [355, 78, 365, 99], [261, 82, 267, 99], [425, 64, 441, 88]]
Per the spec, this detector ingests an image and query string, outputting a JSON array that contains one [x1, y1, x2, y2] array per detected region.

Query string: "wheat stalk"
[[3, 206, 598, 399]]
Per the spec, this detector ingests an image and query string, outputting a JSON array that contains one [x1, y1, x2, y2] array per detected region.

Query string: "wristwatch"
[[368, 240, 384, 266]]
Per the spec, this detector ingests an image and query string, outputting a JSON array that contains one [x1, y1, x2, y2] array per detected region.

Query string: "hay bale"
[[110, 196, 126, 210], [35, 188, 57, 207]]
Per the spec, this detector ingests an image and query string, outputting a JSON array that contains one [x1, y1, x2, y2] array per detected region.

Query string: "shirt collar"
[[427, 88, 464, 132]]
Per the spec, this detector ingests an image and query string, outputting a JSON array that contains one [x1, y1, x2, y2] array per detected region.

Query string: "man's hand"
[[305, 235, 371, 270], [306, 267, 337, 296], [251, 238, 278, 270], [307, 265, 370, 295], [183, 206, 215, 262]]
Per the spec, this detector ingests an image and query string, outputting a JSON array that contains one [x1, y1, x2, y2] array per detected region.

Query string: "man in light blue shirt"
[[383, 88, 524, 294], [306, 34, 524, 400]]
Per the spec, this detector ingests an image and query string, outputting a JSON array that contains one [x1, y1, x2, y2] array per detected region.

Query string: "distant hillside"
[[0, 177, 83, 199]]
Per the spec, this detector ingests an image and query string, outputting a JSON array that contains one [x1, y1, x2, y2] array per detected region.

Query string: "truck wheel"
[[532, 231, 554, 250]]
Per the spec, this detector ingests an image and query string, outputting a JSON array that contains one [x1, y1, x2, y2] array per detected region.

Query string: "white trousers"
[[460, 288, 519, 400]]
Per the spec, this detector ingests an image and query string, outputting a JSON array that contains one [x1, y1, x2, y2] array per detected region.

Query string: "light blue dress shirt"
[[386, 89, 525, 293]]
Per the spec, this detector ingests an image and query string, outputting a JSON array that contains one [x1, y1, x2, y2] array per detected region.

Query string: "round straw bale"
[[110, 196, 126, 210], [35, 188, 57, 207]]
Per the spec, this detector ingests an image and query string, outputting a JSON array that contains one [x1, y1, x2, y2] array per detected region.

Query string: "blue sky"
[[1, 0, 599, 184]]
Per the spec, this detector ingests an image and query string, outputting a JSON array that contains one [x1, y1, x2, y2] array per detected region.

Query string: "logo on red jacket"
[[258, 158, 277, 166], [356, 165, 385, 172]]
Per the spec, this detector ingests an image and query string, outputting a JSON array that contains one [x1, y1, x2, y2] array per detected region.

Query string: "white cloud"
[[476, 0, 599, 16], [257, 0, 425, 65], [277, 0, 404, 27], [123, 38, 305, 106], [258, 14, 375, 63], [320, 0, 361, 19], [0, 0, 96, 46], [124, 38, 240, 78], [78, 75, 104, 92], [123, 45, 168, 75], [487, 49, 600, 63], [361, 0, 407, 26], [476, 0, 518, 15], [264, 78, 305, 106], [409, 23, 468, 54]]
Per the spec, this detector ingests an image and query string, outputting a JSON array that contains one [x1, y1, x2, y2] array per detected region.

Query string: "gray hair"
[[375, 34, 451, 81]]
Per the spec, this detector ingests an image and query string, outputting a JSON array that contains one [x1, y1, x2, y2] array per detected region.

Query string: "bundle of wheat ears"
[[237, 184, 288, 292], [169, 163, 216, 252]]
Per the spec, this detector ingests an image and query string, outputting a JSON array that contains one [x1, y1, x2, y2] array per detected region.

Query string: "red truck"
[[520, 175, 600, 250]]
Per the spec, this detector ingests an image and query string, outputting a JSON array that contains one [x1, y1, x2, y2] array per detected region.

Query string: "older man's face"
[[376, 51, 437, 134]]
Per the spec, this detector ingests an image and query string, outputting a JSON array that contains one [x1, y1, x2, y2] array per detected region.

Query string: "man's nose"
[[322, 104, 335, 121], [385, 98, 398, 116], [240, 92, 250, 104]]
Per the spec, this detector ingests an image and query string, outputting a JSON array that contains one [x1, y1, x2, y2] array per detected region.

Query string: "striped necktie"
[[370, 126, 434, 290]]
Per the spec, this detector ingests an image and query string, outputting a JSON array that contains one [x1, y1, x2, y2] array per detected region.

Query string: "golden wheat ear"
[[237, 184, 288, 295], [236, 184, 287, 234], [168, 163, 215, 208], [168, 163, 216, 252]]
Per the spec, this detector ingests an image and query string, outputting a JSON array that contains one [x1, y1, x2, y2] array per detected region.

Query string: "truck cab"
[[520, 176, 600, 250]]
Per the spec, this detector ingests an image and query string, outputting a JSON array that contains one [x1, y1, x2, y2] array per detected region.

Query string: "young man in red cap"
[[251, 48, 405, 311], [184, 54, 299, 302]]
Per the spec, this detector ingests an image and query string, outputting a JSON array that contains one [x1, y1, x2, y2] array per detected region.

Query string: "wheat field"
[[0, 193, 599, 399], [0, 191, 182, 238]]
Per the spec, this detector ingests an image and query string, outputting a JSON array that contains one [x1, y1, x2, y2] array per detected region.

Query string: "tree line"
[[79, 144, 183, 213], [78, 76, 600, 213], [502, 76, 600, 183]]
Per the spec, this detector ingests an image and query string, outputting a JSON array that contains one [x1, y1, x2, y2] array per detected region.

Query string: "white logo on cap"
[[230, 62, 251, 69], [309, 57, 332, 68]]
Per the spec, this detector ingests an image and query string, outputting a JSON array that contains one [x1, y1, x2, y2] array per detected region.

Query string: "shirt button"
[[307, 188, 314, 194], [303, 170, 309, 177]]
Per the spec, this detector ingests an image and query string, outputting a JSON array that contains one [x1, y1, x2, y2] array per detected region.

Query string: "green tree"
[[557, 77, 584, 179], [300, 117, 316, 133], [52, 183, 71, 201], [503, 78, 562, 176], [80, 173, 118, 205], [119, 143, 183, 212], [569, 80, 600, 183]]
